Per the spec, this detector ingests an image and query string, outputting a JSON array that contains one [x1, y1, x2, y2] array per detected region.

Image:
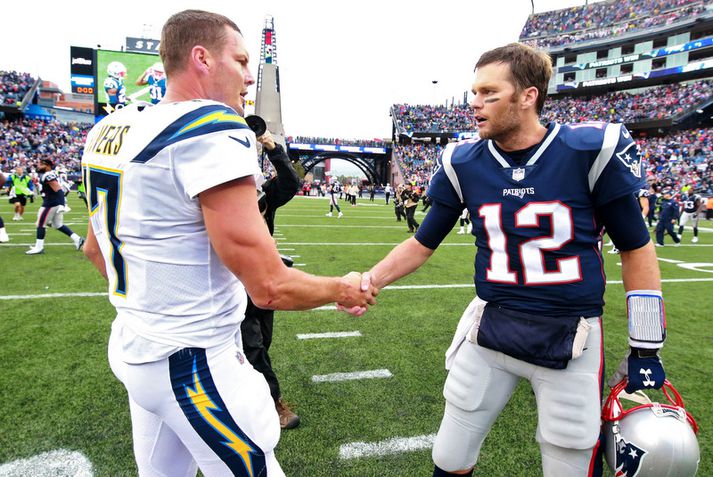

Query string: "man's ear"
[[189, 45, 211, 75], [521, 86, 539, 110]]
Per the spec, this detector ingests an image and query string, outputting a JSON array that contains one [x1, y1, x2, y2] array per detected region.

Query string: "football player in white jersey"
[[356, 43, 664, 477], [81, 10, 376, 477]]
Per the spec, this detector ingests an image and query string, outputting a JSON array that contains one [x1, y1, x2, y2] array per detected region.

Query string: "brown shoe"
[[276, 398, 300, 430]]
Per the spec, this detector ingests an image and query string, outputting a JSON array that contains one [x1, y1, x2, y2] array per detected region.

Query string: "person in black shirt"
[[240, 130, 302, 429]]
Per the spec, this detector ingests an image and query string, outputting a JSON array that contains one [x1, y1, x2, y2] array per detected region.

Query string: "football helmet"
[[602, 379, 699, 477], [150, 62, 165, 80], [107, 61, 127, 79]]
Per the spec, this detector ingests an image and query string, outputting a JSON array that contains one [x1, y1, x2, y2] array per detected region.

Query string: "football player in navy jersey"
[[26, 159, 84, 255], [358, 43, 666, 477], [677, 191, 702, 243]]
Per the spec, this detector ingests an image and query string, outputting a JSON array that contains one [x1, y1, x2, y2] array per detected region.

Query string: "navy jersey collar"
[[487, 123, 560, 168]]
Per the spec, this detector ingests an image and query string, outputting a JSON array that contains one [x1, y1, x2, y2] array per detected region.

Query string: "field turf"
[[0, 193, 711, 476]]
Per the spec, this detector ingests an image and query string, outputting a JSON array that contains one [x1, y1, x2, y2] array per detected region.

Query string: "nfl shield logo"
[[512, 168, 525, 182]]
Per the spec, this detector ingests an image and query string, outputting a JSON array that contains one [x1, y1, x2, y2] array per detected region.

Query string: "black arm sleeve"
[[262, 144, 300, 209], [597, 193, 651, 251], [414, 200, 462, 250]]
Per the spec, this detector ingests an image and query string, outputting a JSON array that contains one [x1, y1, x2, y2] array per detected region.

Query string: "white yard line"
[[3, 278, 713, 301], [339, 434, 436, 460], [0, 292, 107, 300], [315, 305, 337, 311], [657, 257, 684, 264], [297, 331, 362, 340], [311, 369, 392, 383], [0, 449, 94, 477]]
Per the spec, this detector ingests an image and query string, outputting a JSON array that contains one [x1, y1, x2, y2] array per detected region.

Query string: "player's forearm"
[[251, 267, 359, 311], [83, 225, 108, 280], [620, 241, 661, 292], [369, 237, 433, 290]]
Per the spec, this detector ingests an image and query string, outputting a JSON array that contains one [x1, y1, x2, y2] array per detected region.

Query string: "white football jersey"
[[82, 100, 260, 364]]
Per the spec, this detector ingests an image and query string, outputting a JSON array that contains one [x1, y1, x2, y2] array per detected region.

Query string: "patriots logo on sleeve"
[[614, 438, 647, 477], [615, 142, 642, 178]]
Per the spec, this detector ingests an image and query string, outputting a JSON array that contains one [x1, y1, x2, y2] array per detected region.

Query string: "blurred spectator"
[[288, 136, 389, 147], [0, 71, 36, 106], [393, 142, 443, 187], [0, 118, 90, 174], [393, 104, 474, 133], [520, 0, 705, 49], [542, 80, 713, 124]]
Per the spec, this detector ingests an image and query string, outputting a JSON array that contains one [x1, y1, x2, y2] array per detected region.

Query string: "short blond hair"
[[159, 9, 241, 76]]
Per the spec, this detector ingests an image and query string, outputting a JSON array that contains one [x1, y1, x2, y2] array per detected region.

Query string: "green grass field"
[[0, 193, 711, 476]]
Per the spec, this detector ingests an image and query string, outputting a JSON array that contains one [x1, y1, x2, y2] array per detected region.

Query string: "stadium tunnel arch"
[[292, 152, 384, 185]]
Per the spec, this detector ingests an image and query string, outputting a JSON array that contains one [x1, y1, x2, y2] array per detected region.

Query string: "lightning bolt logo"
[[185, 359, 256, 476], [172, 110, 247, 139]]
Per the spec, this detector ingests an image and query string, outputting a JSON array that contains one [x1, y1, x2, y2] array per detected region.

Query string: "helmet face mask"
[[602, 380, 700, 477]]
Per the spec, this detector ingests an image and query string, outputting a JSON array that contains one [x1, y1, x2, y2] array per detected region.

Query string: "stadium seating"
[[288, 136, 389, 147], [0, 71, 36, 106], [0, 118, 90, 173], [392, 104, 474, 134], [542, 80, 713, 124], [520, 0, 706, 49]]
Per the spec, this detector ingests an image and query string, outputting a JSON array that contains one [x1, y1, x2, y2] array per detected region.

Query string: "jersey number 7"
[[87, 166, 127, 297]]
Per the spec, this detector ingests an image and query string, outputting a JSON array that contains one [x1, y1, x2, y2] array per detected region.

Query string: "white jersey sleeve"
[[174, 128, 259, 199]]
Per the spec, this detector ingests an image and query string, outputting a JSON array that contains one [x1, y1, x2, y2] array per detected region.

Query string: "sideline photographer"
[[240, 117, 302, 429]]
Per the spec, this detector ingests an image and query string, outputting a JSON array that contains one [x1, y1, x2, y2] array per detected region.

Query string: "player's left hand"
[[608, 347, 666, 393], [256, 131, 276, 151]]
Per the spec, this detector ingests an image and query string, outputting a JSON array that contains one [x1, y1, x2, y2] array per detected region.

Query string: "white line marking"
[[293, 263, 306, 267], [339, 434, 436, 459], [277, 248, 295, 251], [297, 331, 362, 340], [278, 242, 472, 246], [315, 305, 337, 311], [0, 243, 78, 247], [0, 292, 106, 300], [0, 449, 94, 477], [386, 284, 471, 290], [278, 224, 412, 229], [312, 369, 392, 383], [3, 278, 713, 301], [657, 257, 684, 264], [289, 255, 300, 258]]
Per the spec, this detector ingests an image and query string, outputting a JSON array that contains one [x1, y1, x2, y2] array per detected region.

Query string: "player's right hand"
[[337, 272, 379, 316]]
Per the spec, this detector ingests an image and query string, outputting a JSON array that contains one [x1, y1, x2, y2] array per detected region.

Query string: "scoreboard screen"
[[95, 49, 163, 115]]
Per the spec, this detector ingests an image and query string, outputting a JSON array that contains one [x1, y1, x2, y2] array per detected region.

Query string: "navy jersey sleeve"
[[426, 144, 464, 209], [590, 124, 646, 207]]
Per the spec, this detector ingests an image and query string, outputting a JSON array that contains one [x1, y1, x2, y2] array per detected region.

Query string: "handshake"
[[336, 272, 380, 316]]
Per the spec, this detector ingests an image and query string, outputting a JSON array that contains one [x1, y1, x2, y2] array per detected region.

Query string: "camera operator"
[[240, 126, 302, 429]]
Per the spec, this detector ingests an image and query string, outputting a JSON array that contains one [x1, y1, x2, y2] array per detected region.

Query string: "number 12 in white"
[[479, 201, 582, 285]]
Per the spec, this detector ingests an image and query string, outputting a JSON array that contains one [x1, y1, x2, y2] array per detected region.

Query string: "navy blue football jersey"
[[681, 194, 701, 214], [428, 122, 645, 317], [39, 171, 66, 207]]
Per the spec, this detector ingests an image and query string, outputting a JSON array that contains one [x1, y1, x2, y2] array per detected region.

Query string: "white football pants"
[[109, 329, 284, 477], [433, 309, 603, 476]]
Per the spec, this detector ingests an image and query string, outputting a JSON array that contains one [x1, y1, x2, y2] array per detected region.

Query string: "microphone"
[[245, 115, 267, 137]]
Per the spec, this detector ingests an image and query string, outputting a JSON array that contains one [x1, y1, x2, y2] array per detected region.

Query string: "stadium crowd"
[[392, 104, 475, 133], [542, 80, 713, 124], [0, 71, 35, 106], [391, 127, 712, 196], [288, 136, 389, 147], [0, 118, 90, 173], [520, 0, 705, 49]]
